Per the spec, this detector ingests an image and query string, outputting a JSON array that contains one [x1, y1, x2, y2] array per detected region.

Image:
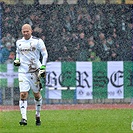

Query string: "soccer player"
[[14, 24, 48, 126]]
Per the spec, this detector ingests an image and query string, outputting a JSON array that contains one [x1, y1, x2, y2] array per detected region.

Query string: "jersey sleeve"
[[38, 39, 48, 66], [15, 41, 20, 60]]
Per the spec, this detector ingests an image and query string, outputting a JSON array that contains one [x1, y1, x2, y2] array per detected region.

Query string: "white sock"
[[34, 97, 42, 117], [19, 100, 27, 120]]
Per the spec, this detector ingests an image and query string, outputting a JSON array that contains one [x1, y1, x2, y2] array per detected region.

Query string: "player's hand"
[[14, 59, 21, 66], [38, 65, 46, 78]]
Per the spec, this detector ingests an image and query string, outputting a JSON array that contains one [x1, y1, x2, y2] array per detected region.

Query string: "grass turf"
[[0, 109, 133, 133]]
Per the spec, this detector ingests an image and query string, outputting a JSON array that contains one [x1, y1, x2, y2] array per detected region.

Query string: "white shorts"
[[18, 72, 40, 93]]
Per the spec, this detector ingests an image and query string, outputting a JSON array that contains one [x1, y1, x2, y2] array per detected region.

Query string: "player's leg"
[[18, 73, 30, 126], [30, 72, 42, 126], [33, 92, 42, 126], [19, 91, 28, 125]]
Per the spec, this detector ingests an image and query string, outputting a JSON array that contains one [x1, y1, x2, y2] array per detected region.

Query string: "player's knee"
[[35, 96, 41, 101], [20, 92, 28, 100], [34, 93, 41, 101]]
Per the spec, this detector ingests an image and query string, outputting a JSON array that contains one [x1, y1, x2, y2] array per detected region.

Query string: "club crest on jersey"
[[30, 42, 36, 51], [19, 44, 21, 46]]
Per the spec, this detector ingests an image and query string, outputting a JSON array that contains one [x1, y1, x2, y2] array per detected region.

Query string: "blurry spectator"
[[33, 24, 43, 37], [2, 16, 14, 35], [105, 0, 110, 4], [5, 42, 15, 52], [41, 35, 46, 42], [88, 0, 96, 16], [77, 0, 88, 7], [107, 35, 120, 61], [109, 49, 119, 61], [94, 10, 105, 31], [88, 52, 101, 62], [63, 0, 69, 5], [100, 39, 111, 61], [23, 16, 33, 26], [126, 22, 132, 40], [29, 14, 35, 24], [76, 32, 89, 61], [97, 32, 111, 61], [0, 44, 10, 63], [120, 39, 132, 61], [0, 46, 3, 63], [52, 0, 58, 5], [34, 0, 39, 6], [5, 51, 15, 64], [14, 0, 24, 16], [106, 36, 114, 47], [76, 23, 84, 33], [60, 31, 74, 61], [87, 37, 99, 55], [98, 32, 106, 42], [2, 6, 12, 19], [2, 33, 16, 47], [63, 15, 73, 32], [69, 6, 77, 25], [14, 14, 21, 26]]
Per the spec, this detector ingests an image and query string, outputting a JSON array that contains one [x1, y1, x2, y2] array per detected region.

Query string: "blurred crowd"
[[0, 1, 132, 63]]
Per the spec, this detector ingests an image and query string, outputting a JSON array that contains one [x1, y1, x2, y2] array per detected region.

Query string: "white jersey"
[[16, 36, 48, 73]]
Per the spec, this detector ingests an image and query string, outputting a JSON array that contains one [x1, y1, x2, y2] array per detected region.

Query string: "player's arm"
[[14, 42, 21, 66], [38, 39, 48, 77]]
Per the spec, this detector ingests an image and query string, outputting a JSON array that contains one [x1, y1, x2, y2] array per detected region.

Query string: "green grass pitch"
[[0, 109, 133, 133]]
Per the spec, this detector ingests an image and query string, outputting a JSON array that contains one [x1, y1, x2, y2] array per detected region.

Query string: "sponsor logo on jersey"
[[20, 46, 36, 52], [20, 48, 33, 52]]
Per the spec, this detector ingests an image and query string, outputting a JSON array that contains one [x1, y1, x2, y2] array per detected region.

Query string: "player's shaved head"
[[22, 24, 32, 30], [21, 24, 32, 40]]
